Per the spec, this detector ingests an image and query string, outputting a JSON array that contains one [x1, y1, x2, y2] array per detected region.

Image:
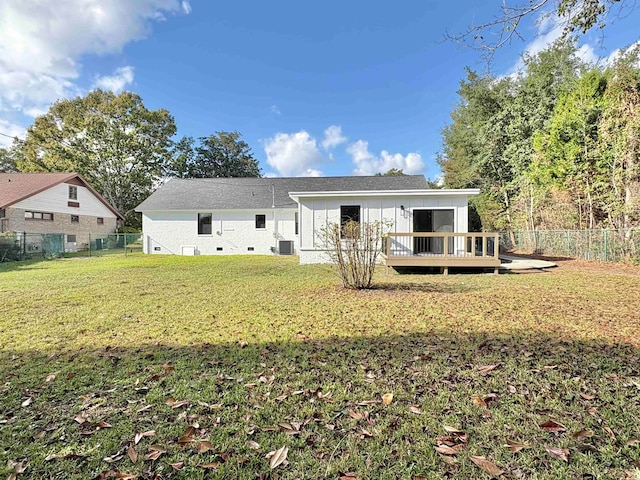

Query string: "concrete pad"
[[499, 255, 557, 271]]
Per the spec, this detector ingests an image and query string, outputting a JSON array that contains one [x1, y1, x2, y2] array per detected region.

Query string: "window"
[[198, 213, 212, 235], [71, 215, 79, 223], [97, 217, 104, 225], [340, 205, 360, 238], [255, 214, 266, 229], [24, 210, 53, 221], [69, 186, 78, 200], [294, 211, 299, 235], [216, 247, 223, 251], [67, 234, 76, 243], [247, 247, 255, 251]]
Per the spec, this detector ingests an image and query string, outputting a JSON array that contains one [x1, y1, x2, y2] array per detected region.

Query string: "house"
[[136, 176, 498, 269], [0, 173, 124, 252]]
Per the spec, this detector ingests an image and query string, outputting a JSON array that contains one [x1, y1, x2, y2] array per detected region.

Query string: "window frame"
[[25, 210, 54, 221], [68, 185, 78, 200], [198, 213, 212, 235], [71, 215, 79, 223], [255, 214, 266, 229], [97, 217, 104, 225], [340, 205, 361, 238]]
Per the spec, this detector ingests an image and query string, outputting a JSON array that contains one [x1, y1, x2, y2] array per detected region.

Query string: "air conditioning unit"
[[278, 240, 294, 255]]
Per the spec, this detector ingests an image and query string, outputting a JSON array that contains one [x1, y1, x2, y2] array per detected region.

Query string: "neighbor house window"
[[198, 213, 212, 235], [340, 205, 360, 238], [71, 215, 79, 223], [69, 186, 78, 200], [294, 211, 299, 235], [255, 214, 266, 229], [25, 211, 54, 221], [97, 217, 104, 225], [67, 234, 76, 243]]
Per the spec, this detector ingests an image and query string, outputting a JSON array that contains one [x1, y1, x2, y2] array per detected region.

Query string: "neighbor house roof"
[[0, 172, 124, 220], [136, 175, 430, 211]]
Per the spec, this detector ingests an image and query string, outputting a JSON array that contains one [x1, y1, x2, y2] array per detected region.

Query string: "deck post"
[[442, 266, 448, 275]]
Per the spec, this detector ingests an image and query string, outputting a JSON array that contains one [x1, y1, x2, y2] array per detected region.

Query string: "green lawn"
[[1, 255, 639, 479]]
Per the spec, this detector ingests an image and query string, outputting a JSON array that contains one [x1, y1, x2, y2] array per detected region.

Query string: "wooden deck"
[[381, 232, 501, 274]]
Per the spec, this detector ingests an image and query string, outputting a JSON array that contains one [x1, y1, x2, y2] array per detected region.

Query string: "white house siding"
[[142, 209, 298, 255], [297, 195, 469, 264], [13, 183, 116, 219]]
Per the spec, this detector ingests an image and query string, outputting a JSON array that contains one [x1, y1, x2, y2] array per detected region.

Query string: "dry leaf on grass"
[[381, 393, 393, 405], [504, 438, 526, 453], [470, 456, 504, 476], [133, 430, 155, 445], [145, 445, 166, 461], [408, 404, 422, 415], [477, 364, 498, 376], [127, 445, 138, 463], [198, 462, 220, 469], [572, 429, 594, 441], [246, 440, 261, 450], [434, 444, 463, 455], [170, 461, 185, 470], [540, 420, 567, 433], [545, 446, 570, 462], [268, 445, 288, 469], [197, 440, 214, 453]]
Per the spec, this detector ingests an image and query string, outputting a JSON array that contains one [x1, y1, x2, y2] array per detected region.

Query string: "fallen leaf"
[[268, 445, 288, 469], [470, 456, 503, 476], [198, 462, 220, 469], [572, 429, 594, 441], [443, 426, 464, 434], [115, 474, 136, 480], [408, 405, 422, 415], [45, 373, 57, 383], [438, 454, 457, 464], [145, 445, 166, 461], [540, 420, 567, 433], [246, 440, 261, 450], [381, 393, 393, 405], [603, 426, 616, 441], [477, 364, 498, 376], [545, 446, 570, 462], [197, 440, 214, 453], [580, 393, 596, 400], [21, 397, 32, 407], [434, 444, 463, 455], [103, 451, 124, 463], [127, 445, 138, 463], [177, 435, 194, 445], [133, 430, 155, 445], [348, 409, 364, 420], [504, 438, 526, 453], [170, 461, 185, 470], [96, 421, 112, 429], [74, 413, 89, 424], [472, 395, 487, 407]]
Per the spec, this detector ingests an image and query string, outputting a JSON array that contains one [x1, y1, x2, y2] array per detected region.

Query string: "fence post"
[[88, 234, 91, 258], [603, 229, 608, 262]]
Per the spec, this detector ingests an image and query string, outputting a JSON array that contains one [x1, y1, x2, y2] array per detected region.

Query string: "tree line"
[[0, 90, 261, 227], [439, 38, 640, 236]]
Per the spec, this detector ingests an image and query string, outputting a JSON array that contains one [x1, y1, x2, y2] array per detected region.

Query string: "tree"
[[0, 146, 17, 173], [375, 168, 405, 176], [449, 0, 637, 62], [17, 90, 176, 227], [168, 131, 261, 178]]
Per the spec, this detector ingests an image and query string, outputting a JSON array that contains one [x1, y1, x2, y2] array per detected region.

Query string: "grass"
[[1, 254, 639, 479]]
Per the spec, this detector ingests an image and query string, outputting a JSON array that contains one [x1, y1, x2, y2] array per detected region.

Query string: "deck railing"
[[381, 232, 500, 269]]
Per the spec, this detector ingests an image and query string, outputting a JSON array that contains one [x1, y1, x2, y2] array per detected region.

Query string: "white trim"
[[288, 189, 480, 201]]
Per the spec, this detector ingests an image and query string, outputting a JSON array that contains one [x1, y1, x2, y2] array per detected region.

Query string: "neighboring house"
[[136, 176, 493, 267], [0, 173, 124, 251]]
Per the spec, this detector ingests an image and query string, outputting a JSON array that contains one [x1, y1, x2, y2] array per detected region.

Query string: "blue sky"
[[1, 1, 639, 180]]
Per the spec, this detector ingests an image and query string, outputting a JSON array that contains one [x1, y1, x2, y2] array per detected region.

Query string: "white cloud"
[[270, 105, 281, 115], [181, 1, 192, 14], [506, 14, 564, 75], [0, 0, 188, 119], [263, 131, 326, 177], [602, 40, 640, 68], [0, 119, 26, 148], [94, 66, 135, 93], [576, 44, 598, 65], [321, 125, 347, 150], [347, 140, 425, 176]]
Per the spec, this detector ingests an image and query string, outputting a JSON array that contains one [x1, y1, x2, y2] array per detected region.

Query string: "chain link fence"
[[501, 229, 640, 264], [0, 232, 143, 262]]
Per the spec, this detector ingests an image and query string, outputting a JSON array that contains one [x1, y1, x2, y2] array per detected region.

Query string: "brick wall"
[[4, 206, 117, 240]]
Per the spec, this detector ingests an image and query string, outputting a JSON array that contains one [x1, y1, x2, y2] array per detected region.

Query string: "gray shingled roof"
[[136, 175, 428, 211]]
